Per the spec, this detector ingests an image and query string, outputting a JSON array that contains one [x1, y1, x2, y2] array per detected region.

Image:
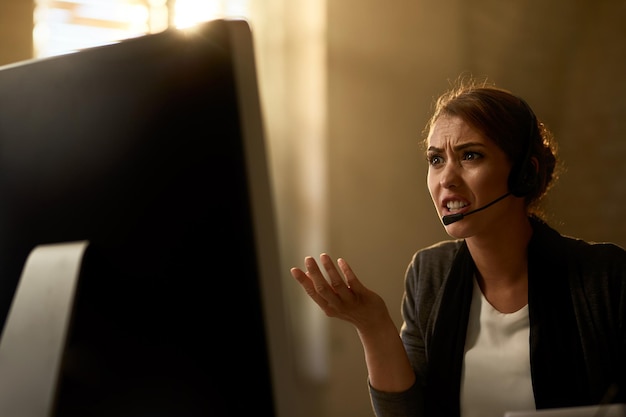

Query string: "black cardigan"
[[369, 217, 626, 417]]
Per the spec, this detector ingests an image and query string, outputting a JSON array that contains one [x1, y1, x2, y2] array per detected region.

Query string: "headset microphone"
[[441, 192, 512, 225]]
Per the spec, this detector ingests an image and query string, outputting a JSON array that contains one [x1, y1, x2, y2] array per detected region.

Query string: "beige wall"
[[2, 1, 625, 417]]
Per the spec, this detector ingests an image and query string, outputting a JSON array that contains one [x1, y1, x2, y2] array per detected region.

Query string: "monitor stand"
[[0, 241, 89, 416]]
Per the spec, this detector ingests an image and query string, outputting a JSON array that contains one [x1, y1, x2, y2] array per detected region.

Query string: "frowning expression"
[[426, 115, 513, 236]]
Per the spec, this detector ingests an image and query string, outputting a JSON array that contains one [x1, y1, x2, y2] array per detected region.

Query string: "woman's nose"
[[439, 161, 461, 189]]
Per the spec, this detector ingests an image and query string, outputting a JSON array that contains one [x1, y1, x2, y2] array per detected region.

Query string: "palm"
[[290, 253, 390, 331]]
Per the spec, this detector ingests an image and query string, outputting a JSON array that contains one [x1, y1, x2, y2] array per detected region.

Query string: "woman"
[[290, 80, 626, 417]]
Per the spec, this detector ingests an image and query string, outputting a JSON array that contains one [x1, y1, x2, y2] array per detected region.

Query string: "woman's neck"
[[466, 215, 533, 313]]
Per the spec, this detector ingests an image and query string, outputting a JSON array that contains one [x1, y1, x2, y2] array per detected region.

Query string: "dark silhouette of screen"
[[0, 18, 292, 417]]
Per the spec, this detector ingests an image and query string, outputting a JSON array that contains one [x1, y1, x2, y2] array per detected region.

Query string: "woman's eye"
[[463, 151, 482, 161], [428, 155, 443, 166]]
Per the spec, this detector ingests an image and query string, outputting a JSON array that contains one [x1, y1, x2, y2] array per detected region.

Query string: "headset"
[[508, 97, 539, 197]]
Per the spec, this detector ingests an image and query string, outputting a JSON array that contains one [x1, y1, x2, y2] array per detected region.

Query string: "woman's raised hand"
[[291, 253, 416, 392], [290, 253, 390, 331]]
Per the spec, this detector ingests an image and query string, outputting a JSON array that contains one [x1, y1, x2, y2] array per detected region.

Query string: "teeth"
[[446, 201, 468, 211]]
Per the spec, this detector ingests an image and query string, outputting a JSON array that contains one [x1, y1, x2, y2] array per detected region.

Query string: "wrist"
[[355, 313, 398, 341]]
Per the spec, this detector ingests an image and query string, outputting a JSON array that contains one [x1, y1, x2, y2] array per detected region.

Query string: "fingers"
[[319, 253, 352, 295], [290, 253, 354, 308], [289, 256, 333, 308], [289, 259, 319, 295], [337, 257, 362, 290]]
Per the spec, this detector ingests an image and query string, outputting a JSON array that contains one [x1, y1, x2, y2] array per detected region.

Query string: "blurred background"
[[1, 1, 625, 416]]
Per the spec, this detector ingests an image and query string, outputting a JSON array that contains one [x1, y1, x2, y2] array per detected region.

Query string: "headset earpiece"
[[508, 97, 539, 197], [509, 158, 537, 197]]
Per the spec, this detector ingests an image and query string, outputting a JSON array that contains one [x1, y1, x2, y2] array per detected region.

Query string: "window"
[[34, 0, 250, 58]]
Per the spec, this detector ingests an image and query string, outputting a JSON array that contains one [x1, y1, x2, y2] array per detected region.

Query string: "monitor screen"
[[0, 18, 293, 417]]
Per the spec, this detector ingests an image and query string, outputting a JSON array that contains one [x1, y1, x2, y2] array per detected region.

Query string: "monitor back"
[[0, 18, 288, 417]]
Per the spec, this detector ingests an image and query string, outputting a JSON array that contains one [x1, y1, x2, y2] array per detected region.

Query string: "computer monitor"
[[0, 18, 294, 417]]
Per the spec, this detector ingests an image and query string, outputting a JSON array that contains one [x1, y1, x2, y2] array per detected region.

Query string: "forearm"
[[357, 314, 415, 393]]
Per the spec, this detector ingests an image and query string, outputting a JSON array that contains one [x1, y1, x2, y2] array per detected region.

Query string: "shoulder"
[[531, 217, 626, 266], [566, 238, 625, 264], [404, 239, 466, 290], [412, 239, 465, 265], [541, 229, 626, 326], [530, 218, 626, 293], [561, 237, 626, 282]]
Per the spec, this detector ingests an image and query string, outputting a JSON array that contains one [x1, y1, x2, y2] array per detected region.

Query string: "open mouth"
[[446, 200, 469, 213]]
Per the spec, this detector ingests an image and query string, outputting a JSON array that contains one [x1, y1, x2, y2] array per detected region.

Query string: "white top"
[[460, 278, 536, 417]]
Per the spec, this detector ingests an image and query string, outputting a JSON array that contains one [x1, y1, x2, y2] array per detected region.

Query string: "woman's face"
[[426, 115, 520, 238]]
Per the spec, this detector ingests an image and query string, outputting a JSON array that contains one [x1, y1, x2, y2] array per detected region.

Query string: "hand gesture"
[[290, 253, 390, 332]]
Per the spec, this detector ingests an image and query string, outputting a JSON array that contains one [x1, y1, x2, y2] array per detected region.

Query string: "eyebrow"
[[427, 141, 488, 153]]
